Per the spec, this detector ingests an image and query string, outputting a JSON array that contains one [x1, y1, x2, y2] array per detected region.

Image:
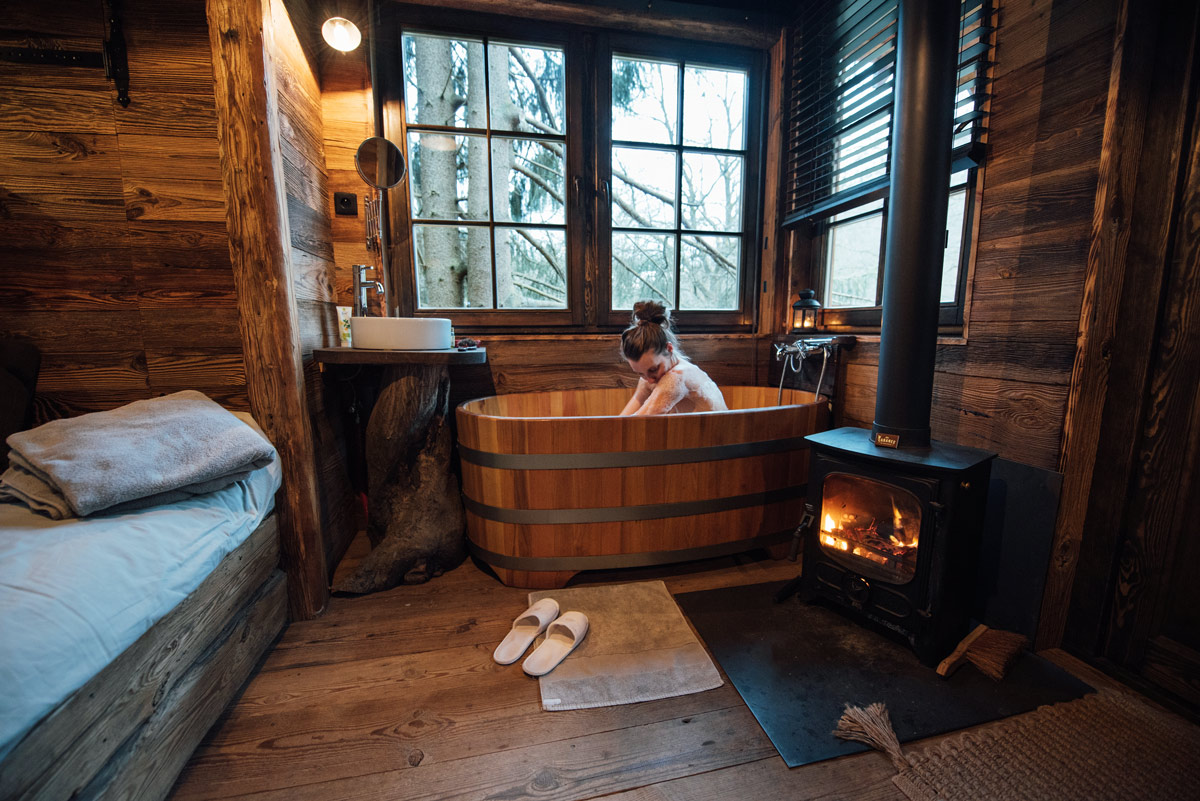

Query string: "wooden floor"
[[169, 540, 1129, 801]]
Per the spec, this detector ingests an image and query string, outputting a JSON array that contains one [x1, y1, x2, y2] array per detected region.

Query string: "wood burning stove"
[[799, 427, 994, 664], [777, 0, 997, 665]]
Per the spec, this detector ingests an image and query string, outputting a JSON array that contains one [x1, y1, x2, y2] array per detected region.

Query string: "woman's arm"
[[631, 371, 687, 415], [619, 378, 653, 416]]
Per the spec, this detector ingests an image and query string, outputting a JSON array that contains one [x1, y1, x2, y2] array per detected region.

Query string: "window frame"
[[380, 8, 582, 328], [783, 0, 993, 333], [597, 32, 767, 330], [377, 4, 768, 333], [811, 167, 978, 330]]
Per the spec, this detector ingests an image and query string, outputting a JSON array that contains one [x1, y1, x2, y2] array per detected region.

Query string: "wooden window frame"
[[782, 0, 993, 334], [376, 4, 768, 334], [597, 32, 767, 331], [807, 168, 977, 332]]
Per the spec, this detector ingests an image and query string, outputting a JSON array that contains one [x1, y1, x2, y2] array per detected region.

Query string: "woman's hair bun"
[[621, 299, 683, 361], [632, 300, 669, 328]]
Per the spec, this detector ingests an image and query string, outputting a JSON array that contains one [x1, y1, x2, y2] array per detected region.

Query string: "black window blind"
[[783, 0, 993, 225]]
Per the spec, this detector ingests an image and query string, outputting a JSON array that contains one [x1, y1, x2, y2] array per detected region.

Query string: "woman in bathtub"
[[619, 301, 728, 416]]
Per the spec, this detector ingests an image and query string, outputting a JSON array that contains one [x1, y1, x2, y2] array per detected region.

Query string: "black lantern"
[[793, 289, 821, 330]]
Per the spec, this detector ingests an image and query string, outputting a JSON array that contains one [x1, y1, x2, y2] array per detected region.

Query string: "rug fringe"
[[833, 702, 911, 771]]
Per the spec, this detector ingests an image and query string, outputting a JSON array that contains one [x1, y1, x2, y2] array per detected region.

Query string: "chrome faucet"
[[774, 336, 853, 407], [352, 265, 384, 317], [774, 336, 836, 361]]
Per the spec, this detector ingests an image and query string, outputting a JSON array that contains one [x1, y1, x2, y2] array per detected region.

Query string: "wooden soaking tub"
[[456, 386, 830, 588]]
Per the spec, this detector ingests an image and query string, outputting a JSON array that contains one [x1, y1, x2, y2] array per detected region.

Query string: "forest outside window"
[[388, 11, 764, 329], [609, 56, 750, 314], [402, 33, 567, 310]]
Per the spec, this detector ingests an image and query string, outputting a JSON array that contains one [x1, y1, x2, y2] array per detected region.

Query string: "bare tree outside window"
[[404, 33, 567, 309], [610, 57, 748, 312]]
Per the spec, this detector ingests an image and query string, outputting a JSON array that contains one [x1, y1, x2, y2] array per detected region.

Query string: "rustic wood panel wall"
[[209, 0, 330, 619], [447, 334, 763, 412], [317, 0, 376, 314], [827, 0, 1117, 471], [271, 0, 359, 578], [1039, 0, 1200, 663], [0, 0, 246, 420]]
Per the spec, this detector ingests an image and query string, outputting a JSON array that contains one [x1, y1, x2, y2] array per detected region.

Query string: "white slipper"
[[493, 598, 560, 665], [522, 611, 589, 677]]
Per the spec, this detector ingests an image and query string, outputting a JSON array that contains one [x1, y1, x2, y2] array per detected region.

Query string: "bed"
[[0, 429, 285, 801]]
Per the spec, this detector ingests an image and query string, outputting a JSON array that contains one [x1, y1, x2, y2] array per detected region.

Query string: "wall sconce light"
[[322, 16, 362, 52], [793, 289, 821, 330]]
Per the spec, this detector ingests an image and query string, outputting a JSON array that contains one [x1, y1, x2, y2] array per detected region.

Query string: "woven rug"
[[528, 581, 723, 711], [887, 690, 1200, 800]]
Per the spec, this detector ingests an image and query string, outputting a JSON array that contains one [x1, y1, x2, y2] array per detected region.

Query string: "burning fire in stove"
[[818, 477, 923, 583]]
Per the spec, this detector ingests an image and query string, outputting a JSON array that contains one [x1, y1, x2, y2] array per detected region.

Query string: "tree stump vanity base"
[[315, 348, 486, 595]]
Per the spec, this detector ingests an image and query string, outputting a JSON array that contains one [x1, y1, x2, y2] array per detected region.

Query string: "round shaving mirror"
[[355, 136, 406, 190]]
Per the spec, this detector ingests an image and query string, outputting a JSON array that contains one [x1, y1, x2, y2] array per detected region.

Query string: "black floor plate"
[[675, 580, 1094, 768]]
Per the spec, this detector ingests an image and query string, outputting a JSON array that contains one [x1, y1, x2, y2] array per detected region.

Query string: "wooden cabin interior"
[[1, 0, 1198, 798]]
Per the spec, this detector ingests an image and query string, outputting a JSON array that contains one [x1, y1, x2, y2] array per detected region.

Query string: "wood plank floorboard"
[[169, 538, 1118, 801]]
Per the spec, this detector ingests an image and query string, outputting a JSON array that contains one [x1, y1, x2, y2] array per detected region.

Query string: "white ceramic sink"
[[350, 317, 453, 350]]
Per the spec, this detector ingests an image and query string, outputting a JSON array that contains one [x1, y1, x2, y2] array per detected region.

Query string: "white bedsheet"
[[0, 456, 281, 761]]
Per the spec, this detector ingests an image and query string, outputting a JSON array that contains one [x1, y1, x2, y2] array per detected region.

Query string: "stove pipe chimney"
[[872, 0, 961, 449]]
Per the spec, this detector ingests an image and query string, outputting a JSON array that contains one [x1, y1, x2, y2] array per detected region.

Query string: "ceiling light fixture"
[[321, 16, 361, 52]]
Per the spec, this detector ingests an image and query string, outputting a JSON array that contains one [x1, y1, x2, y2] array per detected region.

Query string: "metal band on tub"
[[462, 485, 804, 525], [467, 530, 793, 572], [457, 435, 811, 470]]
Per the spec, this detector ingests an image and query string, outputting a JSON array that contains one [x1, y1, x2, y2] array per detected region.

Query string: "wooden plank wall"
[[317, 0, 376, 313], [831, 0, 1118, 471], [447, 335, 762, 411], [271, 0, 359, 575], [0, 0, 246, 420]]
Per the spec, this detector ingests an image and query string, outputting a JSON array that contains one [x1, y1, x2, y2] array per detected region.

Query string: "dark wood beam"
[[385, 0, 779, 49], [206, 0, 330, 620], [1037, 0, 1194, 650]]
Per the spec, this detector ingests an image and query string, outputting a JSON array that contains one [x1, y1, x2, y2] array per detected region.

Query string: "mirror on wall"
[[354, 136, 405, 265], [355, 136, 406, 190]]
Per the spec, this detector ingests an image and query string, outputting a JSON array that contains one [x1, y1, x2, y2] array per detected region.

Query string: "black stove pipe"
[[872, 0, 961, 449]]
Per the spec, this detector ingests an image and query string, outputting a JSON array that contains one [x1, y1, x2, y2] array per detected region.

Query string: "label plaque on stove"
[[874, 433, 900, 448]]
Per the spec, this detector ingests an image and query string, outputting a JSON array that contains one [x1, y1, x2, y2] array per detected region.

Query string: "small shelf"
[[313, 347, 487, 366]]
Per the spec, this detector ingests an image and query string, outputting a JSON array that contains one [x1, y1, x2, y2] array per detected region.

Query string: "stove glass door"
[[818, 472, 923, 584]]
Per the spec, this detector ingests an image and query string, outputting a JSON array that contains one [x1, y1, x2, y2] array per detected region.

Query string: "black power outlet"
[[334, 192, 358, 216]]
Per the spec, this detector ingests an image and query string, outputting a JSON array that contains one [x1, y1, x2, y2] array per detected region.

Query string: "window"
[[784, 0, 993, 329], [402, 33, 567, 310], [609, 57, 749, 313], [383, 9, 764, 329]]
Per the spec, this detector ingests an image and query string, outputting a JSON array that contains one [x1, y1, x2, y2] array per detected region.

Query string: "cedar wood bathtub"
[[455, 386, 830, 588]]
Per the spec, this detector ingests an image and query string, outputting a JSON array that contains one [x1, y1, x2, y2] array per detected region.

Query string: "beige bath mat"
[[528, 580, 723, 711]]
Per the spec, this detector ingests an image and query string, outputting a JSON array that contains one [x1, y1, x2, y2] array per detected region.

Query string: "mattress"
[[0, 453, 281, 761]]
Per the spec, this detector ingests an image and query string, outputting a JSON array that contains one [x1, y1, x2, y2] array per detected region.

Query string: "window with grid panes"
[[608, 55, 751, 313], [402, 32, 568, 310], [387, 10, 764, 328]]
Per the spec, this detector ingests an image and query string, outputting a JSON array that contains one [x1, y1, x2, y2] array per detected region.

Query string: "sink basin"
[[350, 317, 453, 350]]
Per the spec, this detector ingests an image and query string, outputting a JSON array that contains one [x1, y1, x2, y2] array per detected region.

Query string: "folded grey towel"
[[0, 391, 276, 519]]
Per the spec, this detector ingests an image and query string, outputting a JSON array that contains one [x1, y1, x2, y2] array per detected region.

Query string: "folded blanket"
[[0, 391, 276, 519]]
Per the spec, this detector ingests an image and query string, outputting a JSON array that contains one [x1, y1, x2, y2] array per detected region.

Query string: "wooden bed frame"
[[0, 515, 286, 801]]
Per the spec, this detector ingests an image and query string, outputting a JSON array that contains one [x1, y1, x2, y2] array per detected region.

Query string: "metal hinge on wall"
[[0, 0, 131, 106]]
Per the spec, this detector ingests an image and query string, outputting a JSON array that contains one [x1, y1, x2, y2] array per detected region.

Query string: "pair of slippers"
[[493, 598, 589, 676]]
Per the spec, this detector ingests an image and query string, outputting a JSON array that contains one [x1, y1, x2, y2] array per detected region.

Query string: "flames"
[[816, 478, 922, 582], [888, 499, 918, 548], [819, 496, 918, 555], [820, 531, 849, 551]]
